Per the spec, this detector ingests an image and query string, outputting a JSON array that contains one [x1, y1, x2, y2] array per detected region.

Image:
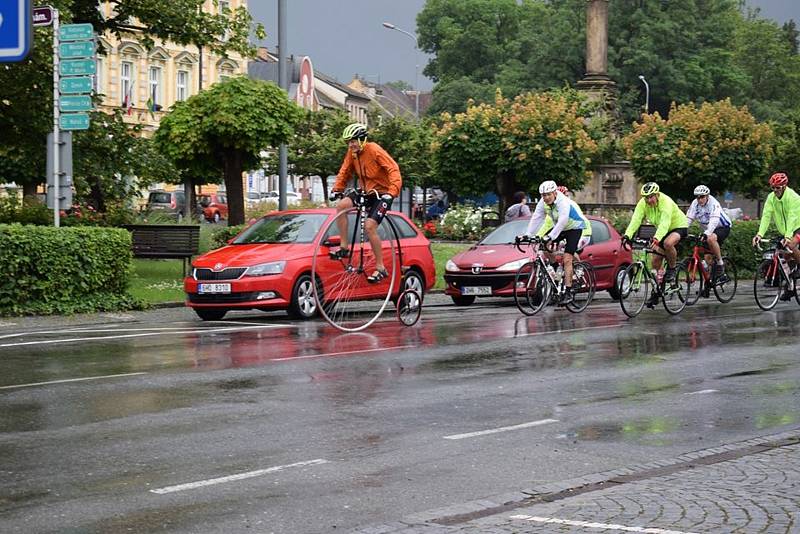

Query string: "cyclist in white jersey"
[[686, 185, 732, 283], [521, 180, 587, 304]]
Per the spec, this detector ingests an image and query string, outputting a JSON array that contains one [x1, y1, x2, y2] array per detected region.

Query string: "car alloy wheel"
[[288, 274, 317, 319]]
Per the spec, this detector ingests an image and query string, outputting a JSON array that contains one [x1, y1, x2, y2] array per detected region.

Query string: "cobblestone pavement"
[[353, 430, 800, 534]]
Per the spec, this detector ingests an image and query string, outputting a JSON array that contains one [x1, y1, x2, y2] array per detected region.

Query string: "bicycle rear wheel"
[[312, 208, 398, 332], [661, 264, 689, 315], [713, 256, 737, 303], [566, 262, 595, 313], [396, 289, 422, 326], [753, 259, 781, 311], [619, 262, 650, 318]]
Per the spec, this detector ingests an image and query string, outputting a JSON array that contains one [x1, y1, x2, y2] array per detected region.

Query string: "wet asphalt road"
[[1, 293, 799, 533]]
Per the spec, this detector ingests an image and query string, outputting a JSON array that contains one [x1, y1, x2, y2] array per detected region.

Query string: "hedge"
[[0, 224, 143, 315]]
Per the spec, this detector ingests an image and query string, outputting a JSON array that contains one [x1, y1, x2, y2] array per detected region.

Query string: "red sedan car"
[[443, 215, 632, 305], [185, 208, 435, 321]]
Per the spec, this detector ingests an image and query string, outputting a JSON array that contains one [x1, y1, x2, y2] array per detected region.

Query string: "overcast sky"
[[250, 0, 799, 92]]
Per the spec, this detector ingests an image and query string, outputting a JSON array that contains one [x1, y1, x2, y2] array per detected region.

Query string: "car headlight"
[[496, 258, 530, 271], [245, 261, 286, 276], [445, 259, 459, 272]]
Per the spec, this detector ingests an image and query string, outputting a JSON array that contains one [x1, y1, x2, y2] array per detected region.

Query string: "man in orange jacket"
[[329, 123, 403, 283]]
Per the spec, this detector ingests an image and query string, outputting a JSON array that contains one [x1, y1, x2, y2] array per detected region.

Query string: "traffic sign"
[[59, 76, 92, 94], [59, 23, 92, 41], [32, 6, 53, 26], [60, 58, 95, 76], [0, 0, 33, 62], [59, 40, 94, 59], [59, 95, 92, 112], [60, 113, 90, 130]]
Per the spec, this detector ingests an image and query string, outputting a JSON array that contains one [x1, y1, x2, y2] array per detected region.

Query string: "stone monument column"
[[577, 0, 615, 89]]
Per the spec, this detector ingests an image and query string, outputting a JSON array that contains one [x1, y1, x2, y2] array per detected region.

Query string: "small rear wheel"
[[713, 256, 737, 304], [619, 262, 650, 318], [397, 289, 422, 326]]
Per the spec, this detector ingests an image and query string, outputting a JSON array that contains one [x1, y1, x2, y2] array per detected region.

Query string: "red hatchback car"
[[198, 193, 228, 223], [443, 215, 632, 305], [185, 208, 435, 321]]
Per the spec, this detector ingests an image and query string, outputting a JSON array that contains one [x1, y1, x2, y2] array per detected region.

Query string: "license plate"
[[462, 286, 492, 296], [198, 283, 231, 294]]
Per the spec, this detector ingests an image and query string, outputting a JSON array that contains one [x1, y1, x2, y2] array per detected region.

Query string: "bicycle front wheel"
[[662, 264, 690, 315], [753, 259, 781, 311], [619, 262, 650, 318], [514, 261, 538, 316], [684, 259, 703, 306], [311, 208, 398, 332], [396, 289, 422, 326], [713, 256, 737, 303], [566, 262, 595, 313]]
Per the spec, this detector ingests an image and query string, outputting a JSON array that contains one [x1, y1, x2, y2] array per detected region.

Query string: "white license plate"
[[462, 286, 492, 296], [198, 283, 231, 294]]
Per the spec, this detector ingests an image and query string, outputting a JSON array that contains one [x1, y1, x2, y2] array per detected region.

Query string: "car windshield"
[[148, 192, 171, 204], [198, 195, 211, 207], [480, 219, 530, 245], [232, 213, 328, 244]]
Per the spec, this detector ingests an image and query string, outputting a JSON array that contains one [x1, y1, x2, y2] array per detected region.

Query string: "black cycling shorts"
[[663, 227, 688, 242], [712, 225, 730, 245], [554, 228, 583, 255], [346, 191, 393, 225]]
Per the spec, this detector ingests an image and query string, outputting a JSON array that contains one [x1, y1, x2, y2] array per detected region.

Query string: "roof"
[[315, 71, 371, 102]]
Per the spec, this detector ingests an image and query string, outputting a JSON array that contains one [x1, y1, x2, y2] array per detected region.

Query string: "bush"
[[0, 196, 52, 226], [210, 224, 246, 250], [435, 204, 496, 241], [0, 224, 144, 315]]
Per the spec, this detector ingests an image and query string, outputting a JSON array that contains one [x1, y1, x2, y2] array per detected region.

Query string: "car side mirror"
[[323, 235, 341, 247]]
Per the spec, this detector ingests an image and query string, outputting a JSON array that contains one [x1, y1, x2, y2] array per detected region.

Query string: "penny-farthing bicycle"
[[311, 189, 421, 331]]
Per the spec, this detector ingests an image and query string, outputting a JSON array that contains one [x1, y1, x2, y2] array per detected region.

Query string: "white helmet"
[[693, 185, 710, 196], [539, 180, 558, 194]]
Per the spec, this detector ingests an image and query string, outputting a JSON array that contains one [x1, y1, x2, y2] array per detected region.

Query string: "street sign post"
[[58, 40, 94, 58], [0, 0, 33, 62], [59, 95, 92, 112], [59, 76, 93, 94], [60, 58, 96, 76], [59, 113, 90, 130], [32, 5, 53, 26], [58, 23, 92, 41], [46, 131, 73, 210]]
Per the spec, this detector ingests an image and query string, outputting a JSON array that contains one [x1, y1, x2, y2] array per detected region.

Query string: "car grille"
[[194, 267, 246, 280], [188, 292, 261, 304], [443, 272, 514, 291]]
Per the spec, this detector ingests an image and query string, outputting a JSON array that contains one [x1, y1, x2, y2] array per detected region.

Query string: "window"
[[121, 61, 133, 106], [148, 66, 162, 109], [93, 58, 103, 94], [590, 219, 611, 245], [388, 215, 420, 239], [176, 70, 189, 101]]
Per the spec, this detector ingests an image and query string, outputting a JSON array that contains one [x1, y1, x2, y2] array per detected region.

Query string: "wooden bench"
[[124, 224, 200, 275]]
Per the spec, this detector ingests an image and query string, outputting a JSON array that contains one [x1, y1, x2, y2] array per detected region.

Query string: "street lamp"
[[638, 75, 650, 114], [382, 21, 419, 119]]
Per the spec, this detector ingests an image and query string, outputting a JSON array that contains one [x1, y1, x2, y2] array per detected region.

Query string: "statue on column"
[[577, 0, 618, 125]]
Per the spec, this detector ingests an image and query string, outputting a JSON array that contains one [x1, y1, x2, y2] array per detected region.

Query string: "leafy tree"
[[425, 77, 495, 116], [622, 99, 773, 200], [155, 77, 303, 225], [782, 20, 799, 55]]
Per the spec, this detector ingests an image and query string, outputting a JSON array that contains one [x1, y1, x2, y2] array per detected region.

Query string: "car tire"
[[288, 274, 317, 320], [195, 308, 227, 321], [607, 265, 627, 301], [451, 295, 476, 306]]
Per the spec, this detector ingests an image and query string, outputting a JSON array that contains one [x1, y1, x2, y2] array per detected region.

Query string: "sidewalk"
[[353, 429, 800, 533]]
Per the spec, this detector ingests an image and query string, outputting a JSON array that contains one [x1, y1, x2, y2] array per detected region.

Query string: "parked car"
[[185, 208, 435, 321], [246, 192, 262, 207], [443, 215, 632, 305], [198, 193, 228, 223], [145, 190, 186, 220], [266, 190, 301, 205]]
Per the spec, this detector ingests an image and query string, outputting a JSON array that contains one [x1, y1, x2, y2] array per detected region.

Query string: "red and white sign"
[[295, 56, 317, 110]]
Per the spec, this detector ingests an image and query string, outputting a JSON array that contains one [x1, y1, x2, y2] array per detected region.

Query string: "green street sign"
[[60, 59, 96, 76], [59, 41, 95, 59], [59, 76, 93, 94], [60, 113, 90, 131], [59, 24, 94, 42], [60, 95, 93, 113]]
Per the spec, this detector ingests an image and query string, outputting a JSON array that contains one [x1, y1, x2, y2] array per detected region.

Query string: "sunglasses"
[[772, 186, 785, 191]]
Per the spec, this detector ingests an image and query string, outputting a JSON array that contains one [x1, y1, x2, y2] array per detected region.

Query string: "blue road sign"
[[0, 0, 33, 62]]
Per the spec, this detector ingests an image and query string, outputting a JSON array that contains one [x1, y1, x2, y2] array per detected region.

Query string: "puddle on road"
[[566, 417, 679, 445]]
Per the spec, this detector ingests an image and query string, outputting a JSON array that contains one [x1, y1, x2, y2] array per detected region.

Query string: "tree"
[[783, 20, 799, 55], [425, 77, 495, 116], [433, 90, 600, 211], [623, 99, 773, 200], [155, 77, 303, 225]]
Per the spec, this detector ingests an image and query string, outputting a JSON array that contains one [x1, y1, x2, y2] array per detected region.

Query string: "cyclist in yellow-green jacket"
[[623, 182, 689, 293], [752, 172, 800, 279]]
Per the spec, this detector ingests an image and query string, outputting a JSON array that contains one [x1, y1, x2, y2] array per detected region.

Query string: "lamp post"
[[638, 75, 649, 114], [382, 22, 419, 119]]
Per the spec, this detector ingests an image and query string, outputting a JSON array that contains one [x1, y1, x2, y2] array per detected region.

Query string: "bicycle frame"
[[684, 237, 713, 285]]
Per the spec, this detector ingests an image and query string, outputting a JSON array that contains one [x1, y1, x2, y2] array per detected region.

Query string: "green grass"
[[127, 242, 473, 304]]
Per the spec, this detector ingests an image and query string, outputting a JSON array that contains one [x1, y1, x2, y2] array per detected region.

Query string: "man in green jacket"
[[752, 172, 800, 278], [623, 182, 689, 288]]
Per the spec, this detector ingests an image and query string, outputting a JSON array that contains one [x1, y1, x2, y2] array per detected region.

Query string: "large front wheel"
[[753, 259, 781, 311], [618, 262, 650, 318], [311, 208, 398, 331]]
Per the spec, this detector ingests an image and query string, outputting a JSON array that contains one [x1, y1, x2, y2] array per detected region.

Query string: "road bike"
[[617, 237, 691, 317], [753, 236, 800, 310], [512, 235, 596, 316], [311, 188, 421, 331], [683, 234, 738, 305]]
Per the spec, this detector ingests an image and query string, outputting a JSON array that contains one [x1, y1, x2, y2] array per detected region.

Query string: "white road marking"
[[0, 324, 291, 349], [510, 515, 699, 534], [684, 389, 718, 395], [270, 344, 418, 362], [444, 418, 558, 440], [0, 372, 148, 390], [150, 459, 329, 494]]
